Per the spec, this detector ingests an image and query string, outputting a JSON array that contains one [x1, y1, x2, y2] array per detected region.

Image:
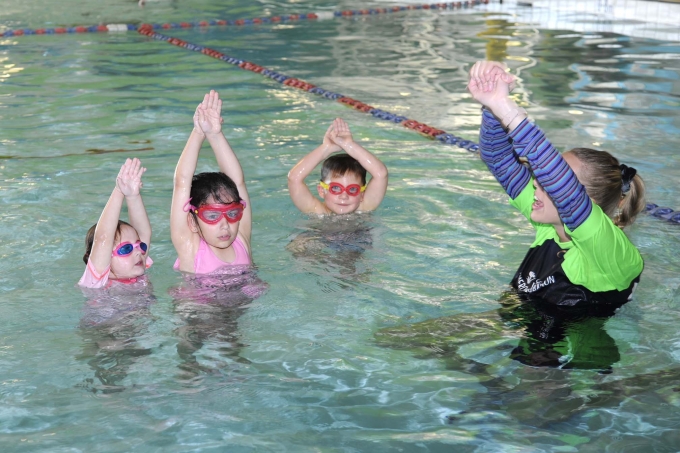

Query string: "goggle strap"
[[319, 181, 366, 193]]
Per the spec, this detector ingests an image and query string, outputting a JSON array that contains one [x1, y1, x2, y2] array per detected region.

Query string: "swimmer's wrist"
[[492, 100, 527, 130], [339, 139, 357, 151], [203, 130, 222, 139], [489, 98, 517, 119]]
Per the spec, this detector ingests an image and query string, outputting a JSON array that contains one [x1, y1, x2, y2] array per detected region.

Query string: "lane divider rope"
[[136, 25, 680, 225], [3, 1, 676, 224], [0, 1, 487, 38]]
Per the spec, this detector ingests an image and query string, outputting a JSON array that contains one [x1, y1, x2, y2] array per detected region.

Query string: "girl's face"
[[110, 224, 147, 280], [317, 172, 365, 215], [530, 180, 561, 226], [530, 152, 585, 229], [192, 195, 240, 249]]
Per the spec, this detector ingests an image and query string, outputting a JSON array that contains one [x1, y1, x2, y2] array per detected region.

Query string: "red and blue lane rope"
[[3, 0, 676, 224], [136, 25, 679, 224], [0, 1, 487, 38], [136, 25, 478, 152]]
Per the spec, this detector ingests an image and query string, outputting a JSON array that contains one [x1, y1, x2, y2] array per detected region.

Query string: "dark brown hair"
[[320, 154, 367, 185], [567, 148, 645, 228]]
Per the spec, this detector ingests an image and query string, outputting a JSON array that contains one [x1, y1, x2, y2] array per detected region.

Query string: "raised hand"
[[322, 122, 342, 153], [328, 118, 354, 148], [467, 61, 515, 109], [116, 158, 146, 198], [192, 104, 205, 137], [196, 90, 223, 136]]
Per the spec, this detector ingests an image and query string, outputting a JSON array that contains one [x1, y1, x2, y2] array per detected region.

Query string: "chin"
[[330, 205, 359, 215]]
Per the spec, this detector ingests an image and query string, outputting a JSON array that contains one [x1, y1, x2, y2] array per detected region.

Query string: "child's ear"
[[317, 184, 326, 199], [187, 213, 199, 233]]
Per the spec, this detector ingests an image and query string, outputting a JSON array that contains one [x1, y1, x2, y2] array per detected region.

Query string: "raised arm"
[[171, 99, 206, 258], [508, 119, 592, 230], [328, 118, 388, 211], [470, 60, 592, 230], [118, 158, 151, 248], [468, 62, 530, 198], [88, 189, 124, 275], [479, 108, 531, 199], [287, 122, 341, 215], [197, 90, 252, 246]]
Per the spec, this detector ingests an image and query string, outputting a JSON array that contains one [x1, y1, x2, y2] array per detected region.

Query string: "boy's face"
[[317, 172, 365, 215]]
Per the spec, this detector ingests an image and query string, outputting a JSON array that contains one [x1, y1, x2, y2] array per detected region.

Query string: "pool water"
[[1, 1, 680, 451]]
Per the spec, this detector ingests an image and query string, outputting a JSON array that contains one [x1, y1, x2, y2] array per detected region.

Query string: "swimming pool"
[[1, 0, 680, 451]]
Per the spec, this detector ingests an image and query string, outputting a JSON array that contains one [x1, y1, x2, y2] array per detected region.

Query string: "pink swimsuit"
[[78, 257, 153, 289], [174, 237, 251, 274]]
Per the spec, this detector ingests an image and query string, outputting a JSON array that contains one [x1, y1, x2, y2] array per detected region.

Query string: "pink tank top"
[[173, 237, 251, 274]]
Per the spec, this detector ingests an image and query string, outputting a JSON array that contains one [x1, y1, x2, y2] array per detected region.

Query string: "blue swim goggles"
[[112, 240, 148, 257]]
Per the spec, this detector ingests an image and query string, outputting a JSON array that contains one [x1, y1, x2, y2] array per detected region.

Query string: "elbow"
[[372, 165, 388, 181], [287, 169, 303, 186]]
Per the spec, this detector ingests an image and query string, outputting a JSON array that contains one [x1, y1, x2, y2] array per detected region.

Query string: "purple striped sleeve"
[[509, 119, 592, 229], [479, 108, 531, 199]]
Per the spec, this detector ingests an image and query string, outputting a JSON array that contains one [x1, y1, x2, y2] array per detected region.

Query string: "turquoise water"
[[1, 1, 680, 451]]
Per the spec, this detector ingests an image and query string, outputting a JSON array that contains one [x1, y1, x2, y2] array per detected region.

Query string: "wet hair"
[[83, 220, 132, 264], [567, 148, 645, 228], [190, 172, 241, 206], [320, 154, 367, 185], [188, 172, 241, 226]]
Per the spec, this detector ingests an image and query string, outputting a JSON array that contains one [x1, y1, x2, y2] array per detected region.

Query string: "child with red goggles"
[[170, 90, 253, 274], [288, 118, 388, 216], [79, 158, 153, 289]]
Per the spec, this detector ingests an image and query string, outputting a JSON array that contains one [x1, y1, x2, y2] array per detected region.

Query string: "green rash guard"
[[509, 180, 643, 311]]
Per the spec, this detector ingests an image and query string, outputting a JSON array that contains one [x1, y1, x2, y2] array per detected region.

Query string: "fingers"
[[469, 61, 509, 92], [206, 90, 215, 110], [203, 90, 220, 112], [118, 158, 145, 183], [130, 158, 146, 179], [196, 106, 206, 124], [323, 122, 335, 140]]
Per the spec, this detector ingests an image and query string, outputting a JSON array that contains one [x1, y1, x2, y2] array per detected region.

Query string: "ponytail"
[[617, 172, 645, 228], [567, 148, 645, 228]]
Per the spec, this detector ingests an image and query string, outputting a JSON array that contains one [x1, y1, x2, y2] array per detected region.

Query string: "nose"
[[218, 215, 231, 228]]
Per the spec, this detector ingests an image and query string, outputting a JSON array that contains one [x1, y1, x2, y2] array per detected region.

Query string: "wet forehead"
[[118, 224, 140, 243], [206, 194, 236, 205]]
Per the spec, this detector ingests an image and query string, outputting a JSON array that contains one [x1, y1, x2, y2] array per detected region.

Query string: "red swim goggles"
[[195, 202, 245, 224], [319, 181, 366, 196], [112, 240, 148, 257]]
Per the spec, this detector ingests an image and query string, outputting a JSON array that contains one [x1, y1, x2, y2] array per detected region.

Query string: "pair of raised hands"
[[467, 60, 516, 110], [193, 90, 223, 137], [116, 157, 146, 198], [322, 117, 355, 153]]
